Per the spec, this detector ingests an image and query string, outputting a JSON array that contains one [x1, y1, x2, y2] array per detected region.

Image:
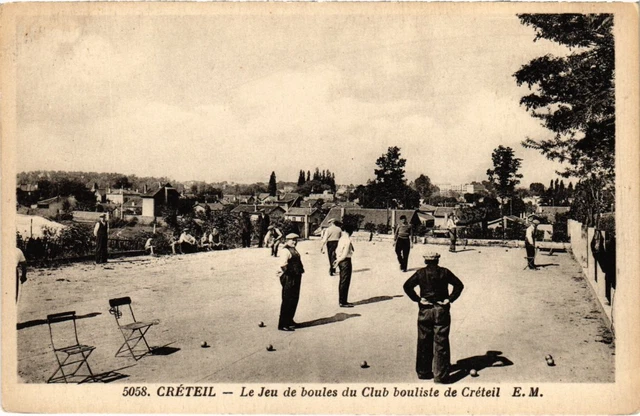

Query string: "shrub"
[[363, 222, 377, 233], [376, 223, 390, 234], [342, 214, 364, 232]]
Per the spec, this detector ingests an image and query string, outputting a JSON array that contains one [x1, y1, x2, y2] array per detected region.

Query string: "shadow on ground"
[[447, 350, 514, 383], [17, 312, 102, 330], [150, 344, 181, 356], [452, 248, 475, 253], [352, 295, 403, 306], [297, 313, 360, 328], [90, 365, 136, 383]]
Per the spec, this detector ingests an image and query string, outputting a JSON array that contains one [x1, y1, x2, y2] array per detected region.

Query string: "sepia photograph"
[[1, 2, 638, 414]]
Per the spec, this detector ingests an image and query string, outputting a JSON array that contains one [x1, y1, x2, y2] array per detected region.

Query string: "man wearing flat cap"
[[525, 216, 540, 270], [93, 213, 109, 264], [277, 233, 305, 331], [403, 252, 464, 383]]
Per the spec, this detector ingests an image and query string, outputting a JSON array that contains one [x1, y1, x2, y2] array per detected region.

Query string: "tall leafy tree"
[[414, 174, 437, 200], [359, 146, 419, 209], [268, 172, 277, 196], [486, 146, 523, 215], [529, 182, 546, 196], [514, 14, 614, 182]]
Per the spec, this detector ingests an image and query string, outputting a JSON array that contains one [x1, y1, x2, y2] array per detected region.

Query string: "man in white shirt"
[[178, 229, 197, 253], [333, 224, 355, 308], [321, 219, 342, 276], [447, 214, 458, 253], [525, 217, 540, 270]]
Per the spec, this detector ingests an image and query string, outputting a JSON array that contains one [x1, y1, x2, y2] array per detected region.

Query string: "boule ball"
[[470, 369, 478, 377]]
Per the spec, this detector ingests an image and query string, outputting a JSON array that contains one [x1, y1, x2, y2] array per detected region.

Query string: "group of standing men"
[[276, 215, 465, 384]]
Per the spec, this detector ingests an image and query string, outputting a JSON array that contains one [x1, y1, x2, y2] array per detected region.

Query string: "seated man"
[[209, 227, 227, 250], [200, 232, 211, 251], [178, 229, 198, 254], [144, 237, 155, 256]]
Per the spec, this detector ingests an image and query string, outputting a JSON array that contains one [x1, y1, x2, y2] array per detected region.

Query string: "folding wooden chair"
[[108, 297, 159, 360], [46, 311, 96, 383]]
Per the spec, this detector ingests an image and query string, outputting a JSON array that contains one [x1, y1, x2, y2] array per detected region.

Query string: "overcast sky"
[[16, 11, 571, 186]]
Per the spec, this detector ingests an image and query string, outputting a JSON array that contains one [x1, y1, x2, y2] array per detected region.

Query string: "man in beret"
[[403, 252, 464, 383], [277, 233, 305, 331], [525, 216, 540, 270]]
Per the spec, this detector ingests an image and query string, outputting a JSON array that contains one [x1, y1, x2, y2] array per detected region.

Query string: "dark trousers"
[[525, 243, 536, 269], [271, 240, 281, 257], [395, 238, 411, 271], [416, 305, 451, 381], [449, 229, 457, 252], [16, 269, 21, 302], [95, 238, 108, 263], [279, 272, 302, 328], [241, 232, 251, 248], [326, 241, 339, 274], [338, 258, 352, 305], [181, 242, 197, 254]]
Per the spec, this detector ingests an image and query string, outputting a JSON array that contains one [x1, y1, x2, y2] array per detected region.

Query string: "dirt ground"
[[16, 239, 614, 384]]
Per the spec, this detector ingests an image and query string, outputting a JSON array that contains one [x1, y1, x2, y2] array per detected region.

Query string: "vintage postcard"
[[1, 2, 638, 414]]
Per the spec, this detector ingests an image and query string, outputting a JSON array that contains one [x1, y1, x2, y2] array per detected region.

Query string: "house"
[[431, 207, 456, 228], [416, 212, 436, 228], [94, 188, 108, 203], [319, 207, 421, 233], [193, 202, 226, 215], [487, 215, 525, 230], [237, 195, 256, 204], [256, 193, 272, 203], [122, 196, 143, 215], [284, 207, 324, 239], [231, 204, 286, 222], [141, 184, 180, 217], [106, 189, 142, 205], [300, 199, 323, 209], [276, 193, 301, 210], [307, 190, 334, 202]]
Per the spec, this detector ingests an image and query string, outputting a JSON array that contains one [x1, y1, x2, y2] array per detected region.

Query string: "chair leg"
[[117, 327, 153, 360]]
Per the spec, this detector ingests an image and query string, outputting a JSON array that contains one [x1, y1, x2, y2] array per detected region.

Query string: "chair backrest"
[[108, 297, 137, 326], [46, 311, 80, 350]]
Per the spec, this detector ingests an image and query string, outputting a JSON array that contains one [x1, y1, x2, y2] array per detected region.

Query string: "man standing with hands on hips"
[[403, 252, 464, 383], [277, 233, 305, 331]]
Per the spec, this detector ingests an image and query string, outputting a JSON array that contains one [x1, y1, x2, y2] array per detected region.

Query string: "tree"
[[414, 174, 437, 200], [529, 182, 546, 196], [486, 146, 523, 214], [297, 170, 306, 187], [268, 172, 277, 196], [358, 146, 419, 209], [114, 176, 132, 190], [514, 14, 614, 183]]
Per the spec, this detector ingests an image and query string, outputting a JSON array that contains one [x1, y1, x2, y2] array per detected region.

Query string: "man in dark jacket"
[[403, 252, 464, 383], [93, 214, 109, 264], [277, 233, 305, 331]]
